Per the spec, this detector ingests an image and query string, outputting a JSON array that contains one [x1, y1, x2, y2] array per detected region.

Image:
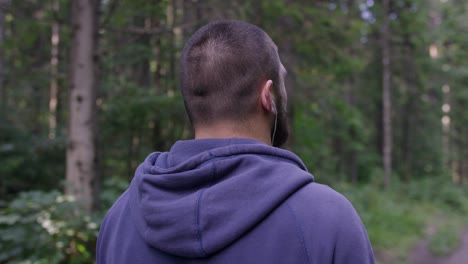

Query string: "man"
[[97, 20, 375, 264]]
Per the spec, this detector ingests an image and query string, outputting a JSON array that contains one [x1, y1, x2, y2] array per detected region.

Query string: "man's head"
[[180, 20, 288, 147]]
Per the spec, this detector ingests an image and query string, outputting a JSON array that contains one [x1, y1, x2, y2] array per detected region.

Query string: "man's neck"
[[194, 121, 272, 146]]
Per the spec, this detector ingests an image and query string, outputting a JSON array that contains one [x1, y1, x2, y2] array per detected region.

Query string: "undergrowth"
[[1, 176, 467, 263], [336, 177, 468, 261]]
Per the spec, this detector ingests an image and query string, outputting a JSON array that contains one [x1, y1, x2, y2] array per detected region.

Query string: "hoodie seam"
[[146, 144, 308, 173], [195, 189, 208, 257], [211, 153, 305, 170], [287, 202, 311, 264], [195, 152, 216, 257]]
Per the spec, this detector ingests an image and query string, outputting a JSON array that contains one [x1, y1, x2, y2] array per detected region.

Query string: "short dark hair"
[[180, 20, 280, 127]]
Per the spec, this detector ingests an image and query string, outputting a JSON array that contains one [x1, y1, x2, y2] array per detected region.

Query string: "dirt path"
[[409, 228, 468, 264]]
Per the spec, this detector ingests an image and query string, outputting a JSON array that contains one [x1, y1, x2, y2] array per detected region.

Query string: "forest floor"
[[408, 227, 468, 264], [375, 222, 468, 264], [341, 181, 468, 264]]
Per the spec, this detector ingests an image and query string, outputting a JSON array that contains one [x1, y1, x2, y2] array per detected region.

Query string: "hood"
[[129, 138, 313, 258]]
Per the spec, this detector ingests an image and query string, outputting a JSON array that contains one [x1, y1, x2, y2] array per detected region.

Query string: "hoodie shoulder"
[[286, 183, 375, 264]]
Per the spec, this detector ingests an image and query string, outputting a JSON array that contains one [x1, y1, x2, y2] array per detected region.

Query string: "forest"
[[0, 0, 467, 263]]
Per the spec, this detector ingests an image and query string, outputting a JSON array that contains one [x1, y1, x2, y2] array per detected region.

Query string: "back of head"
[[180, 20, 280, 128]]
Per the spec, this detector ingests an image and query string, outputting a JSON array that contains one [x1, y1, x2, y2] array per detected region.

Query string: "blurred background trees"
[[0, 0, 467, 262]]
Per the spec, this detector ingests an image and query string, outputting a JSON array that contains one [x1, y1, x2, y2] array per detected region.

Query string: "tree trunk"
[[461, 158, 467, 184], [345, 78, 358, 183], [0, 0, 10, 108], [402, 98, 413, 182], [167, 0, 176, 85], [48, 0, 60, 139], [346, 0, 359, 184], [382, 0, 392, 189], [66, 0, 100, 212]]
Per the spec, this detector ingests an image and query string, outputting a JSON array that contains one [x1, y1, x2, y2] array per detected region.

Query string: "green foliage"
[[1, 180, 466, 263], [106, 0, 167, 26], [0, 191, 100, 264], [338, 183, 425, 253], [1, 0, 468, 261], [429, 222, 460, 256], [3, 0, 466, 197], [0, 115, 65, 199], [338, 178, 468, 259], [99, 177, 130, 210], [294, 98, 378, 183], [403, 177, 468, 213], [99, 83, 187, 177]]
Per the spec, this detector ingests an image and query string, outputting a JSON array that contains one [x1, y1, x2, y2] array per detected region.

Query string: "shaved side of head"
[[180, 20, 281, 128]]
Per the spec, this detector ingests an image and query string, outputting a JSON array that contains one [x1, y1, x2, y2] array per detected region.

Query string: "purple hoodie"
[[97, 138, 374, 263]]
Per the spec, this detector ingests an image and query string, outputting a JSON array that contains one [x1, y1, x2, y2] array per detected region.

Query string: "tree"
[[0, 0, 10, 108], [48, 0, 60, 139], [2, 0, 466, 201], [439, 0, 468, 184], [66, 0, 100, 211], [381, 0, 392, 189]]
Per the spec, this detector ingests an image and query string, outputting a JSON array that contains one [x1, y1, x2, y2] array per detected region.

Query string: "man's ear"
[[260, 80, 275, 113]]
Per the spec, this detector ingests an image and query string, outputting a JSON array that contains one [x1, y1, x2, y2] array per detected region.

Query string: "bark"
[[0, 0, 10, 108], [345, 78, 358, 183], [49, 0, 60, 139], [167, 0, 176, 83], [382, 0, 392, 189], [182, 0, 195, 38], [183, 0, 203, 36], [402, 98, 413, 181], [0, 15, 4, 108], [461, 158, 467, 184], [451, 160, 460, 184], [401, 35, 419, 182], [345, 0, 358, 183], [66, 0, 100, 212], [151, 21, 163, 150]]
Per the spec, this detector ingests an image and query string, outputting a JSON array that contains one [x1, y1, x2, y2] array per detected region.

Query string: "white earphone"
[[271, 96, 278, 146]]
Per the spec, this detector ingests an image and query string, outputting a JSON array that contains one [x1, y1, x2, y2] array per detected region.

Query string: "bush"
[[429, 223, 460, 256], [338, 183, 425, 252], [0, 191, 101, 264], [0, 125, 66, 200], [337, 178, 468, 260], [403, 177, 468, 213]]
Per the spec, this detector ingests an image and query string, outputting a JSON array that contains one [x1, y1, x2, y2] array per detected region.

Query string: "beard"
[[271, 97, 289, 147]]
